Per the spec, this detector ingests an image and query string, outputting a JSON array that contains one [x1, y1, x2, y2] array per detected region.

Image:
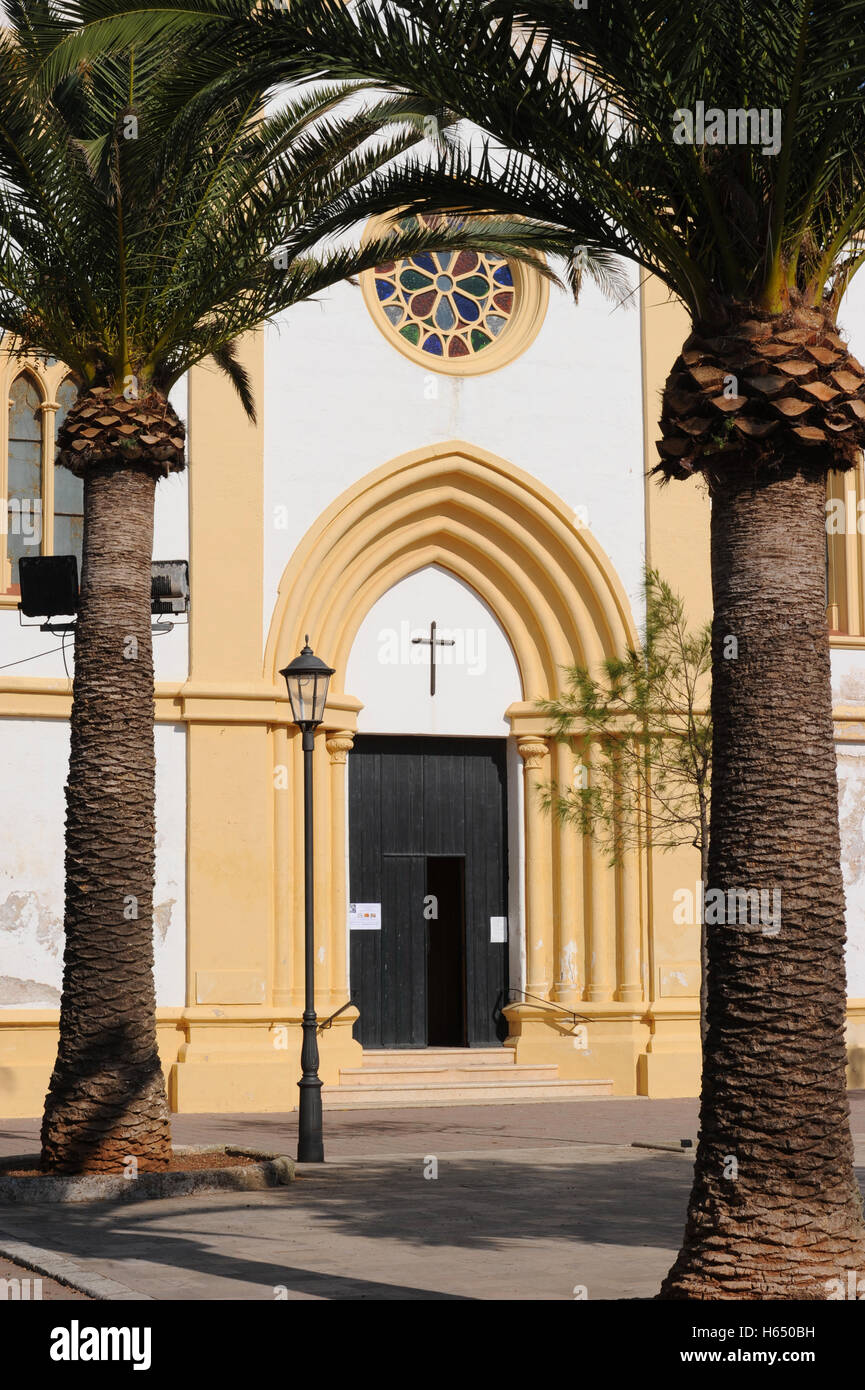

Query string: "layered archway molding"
[[263, 442, 680, 1096], [265, 440, 638, 693]]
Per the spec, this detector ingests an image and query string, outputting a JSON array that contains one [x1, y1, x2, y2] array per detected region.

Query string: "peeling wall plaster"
[[837, 747, 865, 998], [0, 719, 187, 1009], [0, 891, 63, 1006], [831, 649, 865, 707]]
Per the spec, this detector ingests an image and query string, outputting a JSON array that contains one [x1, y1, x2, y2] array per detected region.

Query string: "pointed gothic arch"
[[264, 440, 639, 704]]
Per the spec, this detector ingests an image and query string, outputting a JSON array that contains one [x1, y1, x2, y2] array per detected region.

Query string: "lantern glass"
[[280, 642, 334, 729], [311, 670, 329, 723]]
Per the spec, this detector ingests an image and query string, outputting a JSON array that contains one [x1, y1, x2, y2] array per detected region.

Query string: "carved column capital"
[[517, 736, 550, 771], [326, 730, 355, 765]]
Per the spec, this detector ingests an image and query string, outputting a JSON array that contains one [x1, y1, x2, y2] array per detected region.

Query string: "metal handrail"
[[504, 987, 592, 1032], [316, 999, 356, 1034]]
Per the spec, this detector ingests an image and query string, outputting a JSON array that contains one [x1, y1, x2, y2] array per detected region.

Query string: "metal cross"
[[412, 620, 455, 696]]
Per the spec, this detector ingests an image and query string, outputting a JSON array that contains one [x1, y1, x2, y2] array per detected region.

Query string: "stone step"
[[359, 1047, 515, 1069], [340, 1063, 558, 1086], [322, 1078, 614, 1109]]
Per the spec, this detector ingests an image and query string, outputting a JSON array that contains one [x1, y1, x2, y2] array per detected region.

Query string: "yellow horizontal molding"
[[180, 679, 278, 700], [0, 1007, 187, 1026], [0, 677, 75, 696], [505, 999, 649, 1023], [181, 696, 280, 725], [0, 677, 363, 731], [507, 708, 714, 739], [0, 1004, 351, 1027], [180, 1003, 351, 1023], [506, 707, 554, 736], [2, 673, 864, 750], [0, 685, 183, 722], [645, 1002, 702, 1021]]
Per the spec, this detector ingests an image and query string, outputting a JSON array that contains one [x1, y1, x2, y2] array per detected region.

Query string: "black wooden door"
[[349, 736, 509, 1048]]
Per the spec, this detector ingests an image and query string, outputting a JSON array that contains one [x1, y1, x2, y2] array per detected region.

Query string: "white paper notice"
[[349, 903, 382, 931], [490, 916, 508, 943]]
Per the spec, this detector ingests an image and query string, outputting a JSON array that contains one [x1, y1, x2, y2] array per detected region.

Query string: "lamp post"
[[279, 637, 335, 1163]]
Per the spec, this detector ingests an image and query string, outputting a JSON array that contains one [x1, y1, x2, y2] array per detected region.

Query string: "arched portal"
[[265, 442, 645, 1077], [265, 440, 637, 694]]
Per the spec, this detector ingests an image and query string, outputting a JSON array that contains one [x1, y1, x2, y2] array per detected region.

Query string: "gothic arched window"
[[6, 373, 43, 586], [53, 376, 84, 571]]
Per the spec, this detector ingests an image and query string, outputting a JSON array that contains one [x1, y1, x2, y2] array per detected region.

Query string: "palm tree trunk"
[[699, 837, 708, 1048], [40, 460, 171, 1173], [660, 457, 865, 1297]]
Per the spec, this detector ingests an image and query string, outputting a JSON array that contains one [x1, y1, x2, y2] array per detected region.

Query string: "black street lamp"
[[279, 637, 335, 1163]]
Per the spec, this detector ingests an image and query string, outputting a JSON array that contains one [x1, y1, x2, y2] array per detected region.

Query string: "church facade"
[[2, 241, 865, 1115]]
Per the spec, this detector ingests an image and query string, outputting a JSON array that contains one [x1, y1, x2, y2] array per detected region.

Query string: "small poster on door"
[[490, 916, 508, 943], [349, 903, 382, 931]]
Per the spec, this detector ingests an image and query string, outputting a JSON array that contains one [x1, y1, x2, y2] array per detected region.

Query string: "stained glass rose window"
[[362, 213, 548, 375], [372, 248, 518, 361]]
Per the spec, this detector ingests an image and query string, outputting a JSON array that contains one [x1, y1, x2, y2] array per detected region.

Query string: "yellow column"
[[325, 730, 354, 1008], [552, 740, 582, 1007], [612, 739, 642, 1003], [586, 839, 615, 1001], [185, 336, 269, 1007], [585, 742, 615, 1002], [617, 848, 643, 1001], [39, 402, 59, 555], [313, 727, 330, 1008], [844, 468, 863, 636], [290, 728, 305, 1010], [272, 725, 292, 1007], [518, 736, 553, 998]]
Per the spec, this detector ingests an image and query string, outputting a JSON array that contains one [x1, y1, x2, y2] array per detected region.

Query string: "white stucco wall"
[[837, 747, 865, 999], [346, 564, 522, 736], [0, 719, 187, 1008]]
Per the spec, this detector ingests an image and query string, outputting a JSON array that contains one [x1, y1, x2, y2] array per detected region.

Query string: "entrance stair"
[[322, 1047, 613, 1109]]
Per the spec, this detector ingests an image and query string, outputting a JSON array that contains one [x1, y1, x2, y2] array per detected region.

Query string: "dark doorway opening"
[[426, 856, 466, 1046], [348, 735, 509, 1048]]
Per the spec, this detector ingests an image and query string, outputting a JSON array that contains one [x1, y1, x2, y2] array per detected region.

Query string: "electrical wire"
[[0, 642, 70, 672], [2, 619, 174, 675]]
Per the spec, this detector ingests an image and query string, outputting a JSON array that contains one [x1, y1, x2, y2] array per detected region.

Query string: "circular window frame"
[[360, 217, 549, 377]]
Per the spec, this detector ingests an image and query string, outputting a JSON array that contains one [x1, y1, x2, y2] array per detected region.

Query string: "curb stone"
[[631, 1140, 695, 1154], [0, 1145, 296, 1205], [0, 1239, 150, 1301]]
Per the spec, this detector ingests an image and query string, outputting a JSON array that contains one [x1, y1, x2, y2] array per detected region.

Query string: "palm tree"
[[0, 0, 539, 1174], [55, 0, 865, 1295]]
